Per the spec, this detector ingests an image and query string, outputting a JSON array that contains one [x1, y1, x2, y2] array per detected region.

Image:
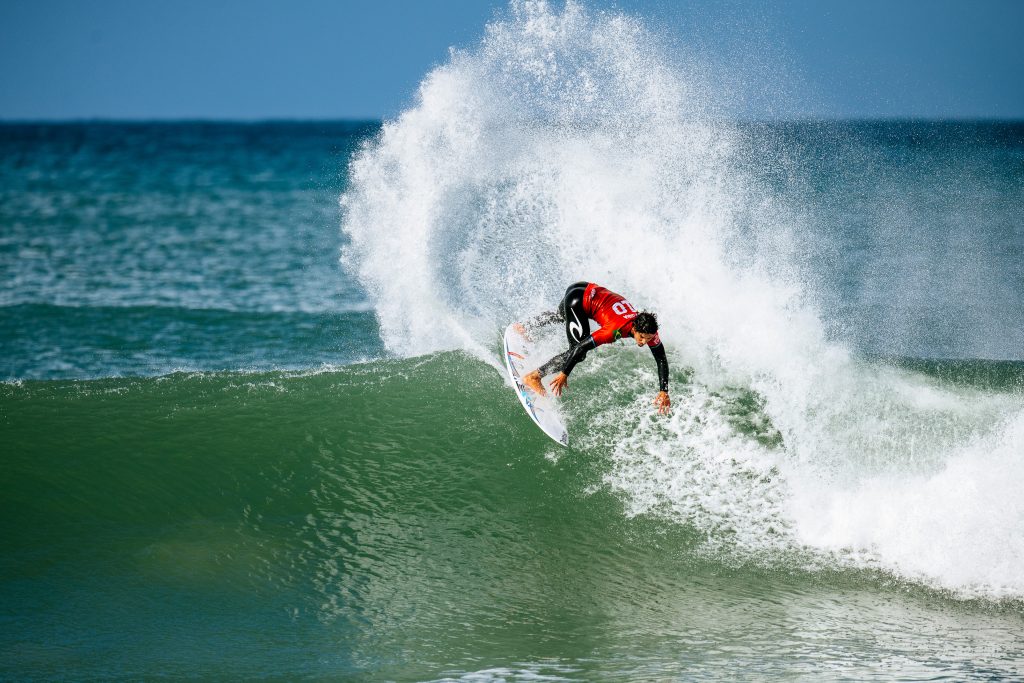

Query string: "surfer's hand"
[[550, 372, 568, 397], [654, 391, 671, 415]]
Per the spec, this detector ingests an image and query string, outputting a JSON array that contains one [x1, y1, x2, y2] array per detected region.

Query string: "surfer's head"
[[631, 311, 659, 346]]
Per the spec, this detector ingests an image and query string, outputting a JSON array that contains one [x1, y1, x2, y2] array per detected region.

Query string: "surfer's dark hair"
[[633, 311, 658, 334]]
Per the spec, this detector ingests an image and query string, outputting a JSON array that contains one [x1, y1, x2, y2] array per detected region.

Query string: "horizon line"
[[2, 115, 1023, 125]]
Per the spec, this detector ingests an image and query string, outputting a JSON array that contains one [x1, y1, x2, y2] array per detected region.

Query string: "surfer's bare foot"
[[522, 370, 546, 396], [512, 322, 532, 341]]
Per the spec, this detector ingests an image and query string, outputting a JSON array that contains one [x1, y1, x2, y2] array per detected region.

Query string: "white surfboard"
[[503, 323, 569, 447]]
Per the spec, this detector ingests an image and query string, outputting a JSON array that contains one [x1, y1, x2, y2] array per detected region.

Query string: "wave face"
[[341, 0, 1024, 601], [4, 361, 1024, 680]]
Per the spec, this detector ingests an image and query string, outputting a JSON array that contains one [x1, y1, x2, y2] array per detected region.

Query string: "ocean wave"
[[5, 351, 1024, 601], [340, 0, 1024, 599]]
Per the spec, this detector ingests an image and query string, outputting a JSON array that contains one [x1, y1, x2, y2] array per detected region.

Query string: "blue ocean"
[[3, 3, 1024, 680]]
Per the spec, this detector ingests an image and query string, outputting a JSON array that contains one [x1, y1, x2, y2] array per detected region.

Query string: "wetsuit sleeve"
[[649, 339, 669, 392], [562, 335, 597, 375]]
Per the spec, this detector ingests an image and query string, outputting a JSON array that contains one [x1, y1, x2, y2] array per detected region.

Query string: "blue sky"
[[1, 0, 1022, 120]]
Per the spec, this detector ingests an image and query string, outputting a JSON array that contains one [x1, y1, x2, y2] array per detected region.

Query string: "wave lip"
[[340, 0, 1024, 602]]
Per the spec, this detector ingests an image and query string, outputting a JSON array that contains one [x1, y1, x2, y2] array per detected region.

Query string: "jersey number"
[[612, 301, 637, 316]]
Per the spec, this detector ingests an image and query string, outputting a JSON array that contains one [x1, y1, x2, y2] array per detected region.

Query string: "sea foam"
[[341, 0, 1024, 599]]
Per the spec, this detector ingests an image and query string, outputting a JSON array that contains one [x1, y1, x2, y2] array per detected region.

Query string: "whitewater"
[[341, 0, 1024, 600]]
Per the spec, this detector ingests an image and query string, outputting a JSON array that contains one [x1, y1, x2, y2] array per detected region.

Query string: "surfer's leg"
[[561, 281, 590, 347], [521, 282, 589, 331], [521, 369, 548, 395], [520, 309, 562, 332], [535, 350, 572, 378], [529, 282, 592, 377], [518, 281, 588, 342], [524, 342, 586, 394], [556, 281, 591, 368], [521, 282, 591, 394]]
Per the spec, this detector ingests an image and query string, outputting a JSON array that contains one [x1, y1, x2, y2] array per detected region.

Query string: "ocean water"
[[3, 2, 1024, 681]]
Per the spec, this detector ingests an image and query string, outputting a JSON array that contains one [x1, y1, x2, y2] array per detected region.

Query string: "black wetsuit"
[[526, 281, 669, 393]]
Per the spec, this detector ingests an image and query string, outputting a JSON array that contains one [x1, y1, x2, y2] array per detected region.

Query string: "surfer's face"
[[632, 330, 657, 346]]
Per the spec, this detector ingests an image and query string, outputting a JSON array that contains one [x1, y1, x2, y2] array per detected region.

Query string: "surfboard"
[[503, 323, 569, 447]]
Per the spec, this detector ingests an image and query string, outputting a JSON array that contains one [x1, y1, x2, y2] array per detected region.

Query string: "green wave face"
[[1, 357, 687, 679], [4, 355, 1024, 680]]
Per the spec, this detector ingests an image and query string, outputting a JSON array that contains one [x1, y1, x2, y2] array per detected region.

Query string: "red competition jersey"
[[584, 283, 661, 347]]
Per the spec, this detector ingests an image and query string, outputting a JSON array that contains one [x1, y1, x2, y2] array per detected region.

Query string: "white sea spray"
[[340, 0, 1024, 599]]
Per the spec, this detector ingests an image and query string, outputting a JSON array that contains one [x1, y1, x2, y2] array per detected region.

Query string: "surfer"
[[516, 282, 671, 415]]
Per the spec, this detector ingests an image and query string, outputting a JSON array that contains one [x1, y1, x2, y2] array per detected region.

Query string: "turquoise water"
[[3, 3, 1024, 680]]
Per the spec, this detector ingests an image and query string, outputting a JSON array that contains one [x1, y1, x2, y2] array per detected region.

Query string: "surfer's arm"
[[648, 340, 670, 414], [648, 339, 669, 392]]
